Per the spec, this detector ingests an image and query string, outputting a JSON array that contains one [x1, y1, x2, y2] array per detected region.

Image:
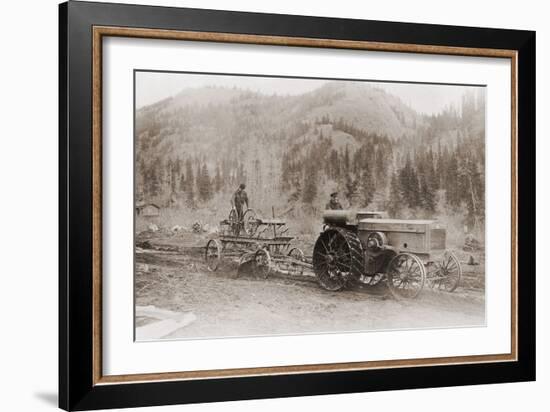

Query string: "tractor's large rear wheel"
[[313, 227, 364, 291]]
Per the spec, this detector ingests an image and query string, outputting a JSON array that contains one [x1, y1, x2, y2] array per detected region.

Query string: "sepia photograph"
[[54, 3, 535, 409], [133, 71, 486, 341]]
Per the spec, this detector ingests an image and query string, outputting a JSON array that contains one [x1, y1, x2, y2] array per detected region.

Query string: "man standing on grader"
[[231, 183, 249, 223]]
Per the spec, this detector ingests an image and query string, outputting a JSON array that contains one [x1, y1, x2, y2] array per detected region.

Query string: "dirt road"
[[135, 241, 485, 341]]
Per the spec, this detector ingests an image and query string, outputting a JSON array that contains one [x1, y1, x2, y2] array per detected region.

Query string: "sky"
[[135, 71, 484, 115]]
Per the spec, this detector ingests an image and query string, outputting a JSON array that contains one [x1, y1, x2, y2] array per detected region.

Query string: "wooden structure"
[[205, 208, 311, 277], [136, 203, 160, 217]]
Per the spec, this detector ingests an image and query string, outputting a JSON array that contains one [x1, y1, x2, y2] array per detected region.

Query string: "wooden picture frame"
[[59, 1, 535, 410]]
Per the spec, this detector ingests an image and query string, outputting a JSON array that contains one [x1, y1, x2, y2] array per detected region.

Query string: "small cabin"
[[136, 203, 160, 217]]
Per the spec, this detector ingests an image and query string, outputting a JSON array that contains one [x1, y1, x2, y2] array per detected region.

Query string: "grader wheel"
[[243, 208, 258, 236], [228, 209, 240, 235], [254, 248, 272, 279], [312, 227, 364, 291], [287, 247, 305, 275], [205, 239, 222, 272]]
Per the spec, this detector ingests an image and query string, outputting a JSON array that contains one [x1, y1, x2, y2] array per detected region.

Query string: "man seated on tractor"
[[326, 192, 343, 210], [231, 183, 249, 223]]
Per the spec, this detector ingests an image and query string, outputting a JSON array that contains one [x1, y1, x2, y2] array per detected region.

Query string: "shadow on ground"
[[34, 392, 58, 407]]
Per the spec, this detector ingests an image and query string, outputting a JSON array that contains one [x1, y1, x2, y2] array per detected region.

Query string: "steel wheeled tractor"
[[313, 210, 462, 299]]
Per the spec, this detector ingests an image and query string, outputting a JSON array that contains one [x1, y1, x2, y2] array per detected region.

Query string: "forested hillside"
[[136, 81, 485, 235]]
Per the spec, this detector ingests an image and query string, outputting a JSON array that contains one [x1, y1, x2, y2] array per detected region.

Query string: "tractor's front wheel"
[[386, 253, 426, 299]]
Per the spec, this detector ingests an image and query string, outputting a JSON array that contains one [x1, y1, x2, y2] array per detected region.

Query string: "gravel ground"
[[135, 233, 485, 340]]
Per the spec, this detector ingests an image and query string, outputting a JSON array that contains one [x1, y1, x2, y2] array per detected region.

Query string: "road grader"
[[204, 207, 309, 278], [313, 210, 462, 299]]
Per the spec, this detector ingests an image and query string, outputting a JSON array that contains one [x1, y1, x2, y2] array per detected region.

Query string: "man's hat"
[[239, 183, 246, 189], [330, 192, 338, 197]]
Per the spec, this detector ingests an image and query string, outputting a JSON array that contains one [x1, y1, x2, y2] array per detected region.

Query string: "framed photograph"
[[59, 1, 535, 410]]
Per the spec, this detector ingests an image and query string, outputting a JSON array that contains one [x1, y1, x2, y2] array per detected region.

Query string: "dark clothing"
[[232, 189, 249, 208], [232, 189, 249, 220], [326, 199, 343, 210]]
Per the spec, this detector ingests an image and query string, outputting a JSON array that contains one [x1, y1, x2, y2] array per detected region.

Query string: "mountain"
[[135, 81, 485, 224], [296, 82, 420, 137], [136, 81, 422, 165]]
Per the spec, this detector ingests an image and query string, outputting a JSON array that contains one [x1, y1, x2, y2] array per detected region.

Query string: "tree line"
[[137, 155, 247, 208], [280, 116, 484, 230], [136, 87, 485, 231]]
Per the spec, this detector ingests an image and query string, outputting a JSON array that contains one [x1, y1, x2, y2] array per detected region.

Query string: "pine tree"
[[184, 159, 195, 208], [427, 147, 438, 190], [445, 155, 461, 208], [198, 163, 213, 202], [387, 171, 402, 216], [398, 157, 411, 207], [281, 153, 291, 191], [359, 165, 375, 208], [302, 165, 318, 205], [329, 150, 340, 180], [374, 146, 387, 188], [344, 172, 359, 206], [214, 163, 223, 193], [398, 155, 421, 209], [289, 177, 302, 203], [409, 167, 421, 208], [195, 163, 201, 199], [420, 174, 436, 212], [169, 160, 177, 193], [179, 170, 186, 193], [460, 156, 483, 230], [147, 160, 161, 198], [343, 145, 350, 174]]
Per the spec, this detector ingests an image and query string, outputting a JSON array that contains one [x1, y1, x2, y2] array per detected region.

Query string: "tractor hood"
[[322, 210, 355, 225], [323, 209, 386, 226]]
